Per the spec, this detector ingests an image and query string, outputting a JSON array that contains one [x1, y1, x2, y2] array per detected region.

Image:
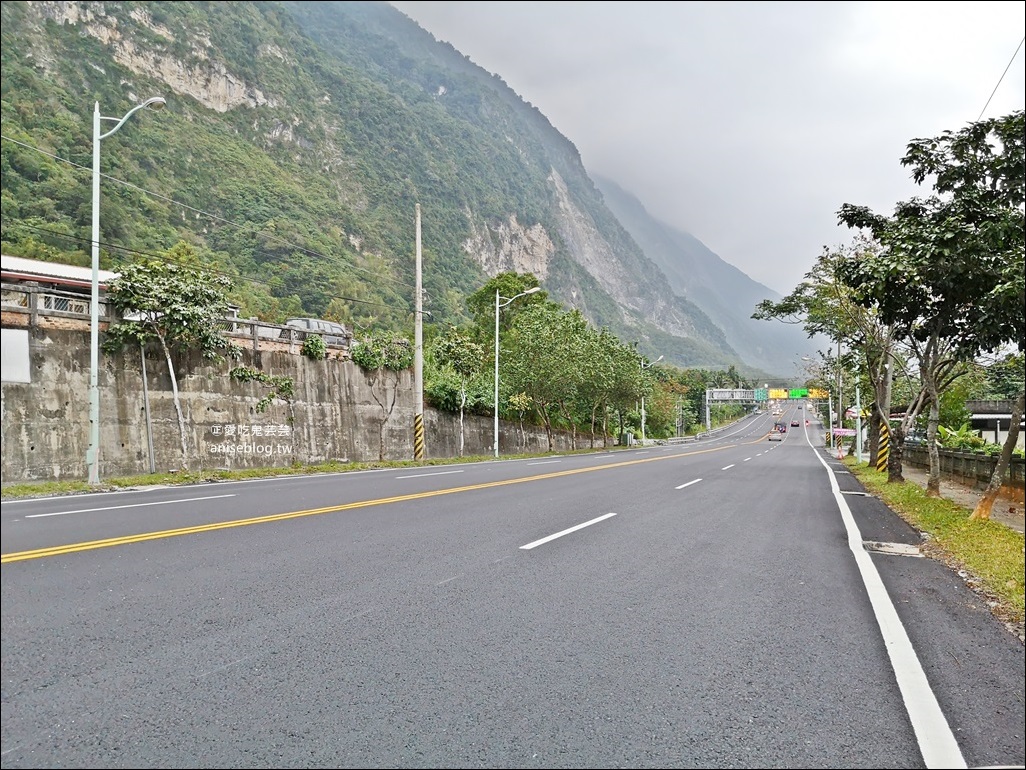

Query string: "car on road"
[[791, 420, 800, 427], [769, 421, 787, 440]]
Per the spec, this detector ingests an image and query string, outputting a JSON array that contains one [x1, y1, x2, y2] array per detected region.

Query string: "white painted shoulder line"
[[396, 469, 464, 479], [814, 450, 966, 769], [25, 494, 237, 518]]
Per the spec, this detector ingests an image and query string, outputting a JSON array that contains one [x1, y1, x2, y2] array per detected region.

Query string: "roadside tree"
[[836, 110, 1024, 492], [103, 245, 241, 470], [754, 234, 898, 469], [431, 326, 485, 457]]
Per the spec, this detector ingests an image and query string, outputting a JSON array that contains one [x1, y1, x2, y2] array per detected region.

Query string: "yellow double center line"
[[2, 443, 743, 563]]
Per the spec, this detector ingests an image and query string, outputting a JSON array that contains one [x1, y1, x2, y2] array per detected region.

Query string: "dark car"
[[284, 317, 350, 347]]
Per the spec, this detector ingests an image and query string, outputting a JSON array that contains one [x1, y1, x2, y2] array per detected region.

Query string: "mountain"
[[0, 0, 805, 375], [592, 176, 822, 374]]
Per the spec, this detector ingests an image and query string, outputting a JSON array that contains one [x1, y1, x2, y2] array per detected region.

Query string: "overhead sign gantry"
[[703, 387, 831, 429]]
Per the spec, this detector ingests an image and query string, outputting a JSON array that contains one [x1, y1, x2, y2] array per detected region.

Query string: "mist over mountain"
[[1, 0, 813, 378], [592, 176, 822, 374]]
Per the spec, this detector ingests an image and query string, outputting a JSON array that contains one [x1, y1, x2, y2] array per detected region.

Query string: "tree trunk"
[[540, 405, 554, 452], [601, 403, 609, 448], [888, 423, 906, 483], [458, 387, 466, 458], [925, 385, 942, 498], [917, 329, 952, 498], [158, 335, 189, 470], [971, 391, 1024, 522], [557, 400, 577, 450]]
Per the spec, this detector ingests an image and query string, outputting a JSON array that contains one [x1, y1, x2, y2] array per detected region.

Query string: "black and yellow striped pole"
[[876, 421, 890, 472], [413, 413, 425, 461]]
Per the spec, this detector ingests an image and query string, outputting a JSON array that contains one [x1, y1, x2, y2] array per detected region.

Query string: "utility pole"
[[836, 338, 843, 459], [856, 384, 862, 462], [413, 204, 424, 461]]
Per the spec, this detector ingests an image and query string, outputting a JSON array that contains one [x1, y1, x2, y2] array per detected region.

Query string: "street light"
[[494, 286, 540, 458], [640, 355, 663, 444], [88, 96, 166, 484]]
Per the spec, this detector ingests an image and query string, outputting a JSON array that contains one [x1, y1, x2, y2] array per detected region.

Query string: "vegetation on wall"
[[229, 366, 297, 415], [301, 334, 328, 361], [102, 244, 242, 468]]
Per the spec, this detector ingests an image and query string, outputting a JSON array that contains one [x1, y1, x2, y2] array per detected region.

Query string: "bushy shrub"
[[351, 332, 413, 371], [301, 334, 327, 361], [938, 423, 1023, 457]]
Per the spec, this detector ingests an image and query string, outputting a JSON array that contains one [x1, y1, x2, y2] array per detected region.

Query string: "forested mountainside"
[[1, 0, 801, 373]]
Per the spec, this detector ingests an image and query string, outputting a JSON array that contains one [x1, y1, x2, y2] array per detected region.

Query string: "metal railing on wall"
[[1, 281, 351, 354], [1, 283, 109, 324], [903, 445, 1025, 489]]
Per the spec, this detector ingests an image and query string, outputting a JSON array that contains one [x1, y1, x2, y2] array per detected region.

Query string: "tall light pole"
[[89, 96, 166, 484], [494, 286, 539, 458], [639, 355, 663, 444]]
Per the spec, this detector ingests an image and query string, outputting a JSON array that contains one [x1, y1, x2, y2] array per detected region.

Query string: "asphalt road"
[[2, 409, 1023, 769]]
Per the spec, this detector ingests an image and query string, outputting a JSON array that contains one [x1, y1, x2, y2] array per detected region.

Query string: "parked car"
[[284, 317, 350, 347]]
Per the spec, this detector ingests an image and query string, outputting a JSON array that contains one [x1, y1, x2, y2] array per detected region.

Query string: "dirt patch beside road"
[[900, 464, 1024, 534]]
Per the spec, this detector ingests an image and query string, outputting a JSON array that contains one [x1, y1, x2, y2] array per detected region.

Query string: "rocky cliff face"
[[36, 1, 277, 112], [7, 0, 742, 368], [464, 214, 554, 281], [463, 168, 708, 340]]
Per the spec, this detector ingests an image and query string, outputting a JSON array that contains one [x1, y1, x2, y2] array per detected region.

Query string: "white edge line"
[[395, 469, 464, 479], [675, 478, 702, 490], [25, 493, 237, 518], [814, 449, 966, 769], [520, 512, 617, 550], [3, 466, 406, 503]]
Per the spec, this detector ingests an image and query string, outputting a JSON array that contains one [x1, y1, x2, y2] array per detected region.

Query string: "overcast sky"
[[389, 1, 1025, 296]]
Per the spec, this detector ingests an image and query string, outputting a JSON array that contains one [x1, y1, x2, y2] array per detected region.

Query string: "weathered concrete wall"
[[903, 445, 1025, 502], [1, 324, 576, 483]]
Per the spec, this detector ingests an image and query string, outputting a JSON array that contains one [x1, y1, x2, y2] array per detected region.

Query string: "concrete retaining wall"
[[1, 324, 578, 483], [903, 446, 1025, 502]]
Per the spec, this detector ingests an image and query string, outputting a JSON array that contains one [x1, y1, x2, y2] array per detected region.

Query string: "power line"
[[0, 133, 417, 291], [977, 35, 1025, 121], [1, 221, 402, 311]]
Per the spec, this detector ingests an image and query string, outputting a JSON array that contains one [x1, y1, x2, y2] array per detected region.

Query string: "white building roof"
[[1, 254, 119, 289]]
